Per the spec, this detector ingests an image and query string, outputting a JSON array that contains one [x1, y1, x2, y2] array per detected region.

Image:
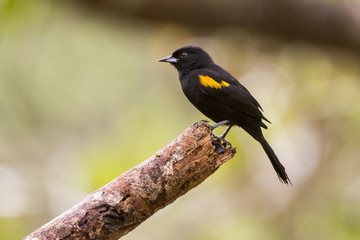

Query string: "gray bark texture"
[[24, 122, 235, 240]]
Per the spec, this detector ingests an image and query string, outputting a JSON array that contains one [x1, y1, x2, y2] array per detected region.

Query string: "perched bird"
[[158, 46, 291, 184]]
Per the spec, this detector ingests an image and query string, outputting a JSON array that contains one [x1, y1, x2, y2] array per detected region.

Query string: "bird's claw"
[[211, 133, 232, 148], [194, 120, 211, 128], [194, 120, 233, 150]]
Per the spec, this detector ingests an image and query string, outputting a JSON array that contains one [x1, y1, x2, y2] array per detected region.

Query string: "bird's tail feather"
[[259, 136, 291, 185]]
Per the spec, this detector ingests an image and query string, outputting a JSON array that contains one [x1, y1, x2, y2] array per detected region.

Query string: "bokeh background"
[[1, 0, 360, 239]]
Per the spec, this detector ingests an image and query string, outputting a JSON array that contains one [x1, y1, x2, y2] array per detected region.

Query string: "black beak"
[[158, 55, 178, 63]]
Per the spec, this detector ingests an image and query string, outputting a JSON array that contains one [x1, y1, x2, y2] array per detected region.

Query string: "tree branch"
[[24, 122, 235, 240], [73, 0, 360, 53]]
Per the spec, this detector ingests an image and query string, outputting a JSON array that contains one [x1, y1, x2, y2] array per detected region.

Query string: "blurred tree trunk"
[[24, 123, 235, 240], [74, 0, 360, 53]]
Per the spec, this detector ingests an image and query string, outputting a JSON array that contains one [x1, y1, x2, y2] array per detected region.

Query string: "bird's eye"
[[180, 52, 188, 58]]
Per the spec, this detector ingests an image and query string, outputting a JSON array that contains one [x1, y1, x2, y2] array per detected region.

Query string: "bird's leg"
[[219, 125, 233, 139], [212, 125, 233, 147], [210, 120, 233, 147], [210, 120, 230, 130]]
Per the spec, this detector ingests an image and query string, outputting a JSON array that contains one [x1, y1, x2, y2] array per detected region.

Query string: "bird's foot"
[[211, 133, 232, 148], [194, 120, 233, 153], [194, 120, 211, 128]]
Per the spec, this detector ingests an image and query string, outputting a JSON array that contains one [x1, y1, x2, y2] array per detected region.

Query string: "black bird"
[[158, 46, 291, 184]]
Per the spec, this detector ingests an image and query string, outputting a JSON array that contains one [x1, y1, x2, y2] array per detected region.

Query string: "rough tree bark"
[[24, 122, 235, 240]]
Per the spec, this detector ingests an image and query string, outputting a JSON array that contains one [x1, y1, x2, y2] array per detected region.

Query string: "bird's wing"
[[196, 70, 270, 124]]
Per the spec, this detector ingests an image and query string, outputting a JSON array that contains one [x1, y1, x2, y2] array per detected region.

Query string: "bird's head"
[[158, 46, 214, 73]]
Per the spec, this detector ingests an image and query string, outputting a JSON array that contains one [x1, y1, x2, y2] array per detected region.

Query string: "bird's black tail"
[[259, 136, 291, 184]]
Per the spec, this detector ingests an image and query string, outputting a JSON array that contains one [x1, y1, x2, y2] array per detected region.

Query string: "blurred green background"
[[1, 0, 360, 239]]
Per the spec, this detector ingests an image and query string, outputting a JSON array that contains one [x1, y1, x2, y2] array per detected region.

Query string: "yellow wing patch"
[[221, 80, 230, 87], [199, 75, 230, 89]]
